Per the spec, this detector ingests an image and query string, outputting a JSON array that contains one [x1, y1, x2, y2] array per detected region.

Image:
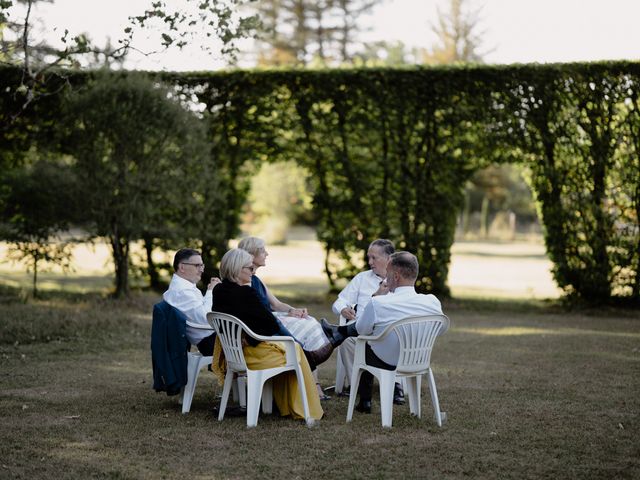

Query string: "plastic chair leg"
[[335, 347, 346, 394], [246, 371, 265, 428], [218, 371, 235, 421], [236, 375, 247, 408], [293, 365, 314, 427], [261, 379, 273, 414], [405, 375, 422, 418], [181, 353, 200, 414], [398, 376, 408, 394], [346, 368, 364, 422], [379, 371, 396, 428], [232, 377, 239, 403], [231, 374, 248, 408], [427, 368, 445, 427]]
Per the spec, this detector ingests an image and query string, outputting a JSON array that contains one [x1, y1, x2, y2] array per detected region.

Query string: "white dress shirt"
[[356, 286, 444, 365], [163, 274, 213, 346], [332, 270, 385, 320]]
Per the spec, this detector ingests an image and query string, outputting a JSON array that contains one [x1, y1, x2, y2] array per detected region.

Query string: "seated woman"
[[211, 248, 342, 421], [238, 237, 328, 349], [238, 236, 332, 399]]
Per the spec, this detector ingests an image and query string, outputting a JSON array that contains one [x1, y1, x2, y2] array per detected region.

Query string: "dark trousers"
[[196, 333, 216, 356], [357, 344, 396, 402]]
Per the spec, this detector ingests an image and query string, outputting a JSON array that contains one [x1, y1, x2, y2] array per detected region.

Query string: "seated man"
[[327, 251, 444, 413], [163, 248, 220, 356], [328, 239, 405, 404]]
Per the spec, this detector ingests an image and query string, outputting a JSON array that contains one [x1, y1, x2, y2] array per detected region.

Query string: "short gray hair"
[[220, 248, 253, 284], [369, 238, 395, 256], [238, 236, 265, 256], [389, 251, 418, 281]]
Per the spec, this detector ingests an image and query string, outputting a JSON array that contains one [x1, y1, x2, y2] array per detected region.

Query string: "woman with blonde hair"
[[238, 236, 333, 399], [212, 248, 344, 420]]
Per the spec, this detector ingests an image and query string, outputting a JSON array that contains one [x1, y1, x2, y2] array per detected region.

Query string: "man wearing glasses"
[[163, 248, 221, 355]]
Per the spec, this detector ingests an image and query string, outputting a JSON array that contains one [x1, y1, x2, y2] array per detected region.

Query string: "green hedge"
[[1, 62, 639, 301]]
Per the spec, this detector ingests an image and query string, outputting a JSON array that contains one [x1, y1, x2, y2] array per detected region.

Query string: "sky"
[[23, 0, 640, 70]]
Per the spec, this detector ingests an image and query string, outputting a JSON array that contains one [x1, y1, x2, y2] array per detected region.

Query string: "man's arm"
[[355, 300, 377, 336], [332, 274, 361, 319], [167, 288, 211, 326]]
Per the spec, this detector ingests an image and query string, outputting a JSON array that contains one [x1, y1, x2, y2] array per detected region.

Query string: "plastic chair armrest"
[[254, 334, 296, 343], [185, 320, 214, 331]]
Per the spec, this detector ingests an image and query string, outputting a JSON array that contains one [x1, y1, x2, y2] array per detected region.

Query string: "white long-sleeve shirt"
[[356, 286, 444, 365], [331, 270, 384, 320], [163, 274, 213, 345]]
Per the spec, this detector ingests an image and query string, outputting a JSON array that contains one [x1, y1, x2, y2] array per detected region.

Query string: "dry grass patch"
[[1, 288, 638, 479]]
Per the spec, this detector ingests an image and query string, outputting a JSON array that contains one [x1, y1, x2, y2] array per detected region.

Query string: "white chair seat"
[[334, 315, 349, 394], [346, 314, 449, 428]]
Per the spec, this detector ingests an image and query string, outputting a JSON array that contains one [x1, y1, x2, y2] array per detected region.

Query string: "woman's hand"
[[287, 307, 308, 318]]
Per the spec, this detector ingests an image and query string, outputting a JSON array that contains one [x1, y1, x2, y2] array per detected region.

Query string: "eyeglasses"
[[242, 265, 256, 273], [182, 262, 205, 270]]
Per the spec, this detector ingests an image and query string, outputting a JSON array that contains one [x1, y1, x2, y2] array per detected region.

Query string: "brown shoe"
[[303, 342, 334, 370]]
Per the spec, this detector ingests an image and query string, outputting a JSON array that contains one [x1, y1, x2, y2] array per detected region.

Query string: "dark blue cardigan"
[[150, 300, 189, 396]]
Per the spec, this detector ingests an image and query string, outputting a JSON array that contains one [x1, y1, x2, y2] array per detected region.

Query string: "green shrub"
[[1, 62, 639, 301]]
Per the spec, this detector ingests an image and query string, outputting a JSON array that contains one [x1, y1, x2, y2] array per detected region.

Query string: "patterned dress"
[[251, 275, 329, 350]]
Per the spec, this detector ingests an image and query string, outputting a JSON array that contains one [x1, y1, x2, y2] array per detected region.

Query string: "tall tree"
[[66, 73, 210, 298], [0, 0, 259, 124], [334, 0, 378, 63], [0, 159, 78, 297], [253, 0, 380, 66], [422, 0, 486, 64]]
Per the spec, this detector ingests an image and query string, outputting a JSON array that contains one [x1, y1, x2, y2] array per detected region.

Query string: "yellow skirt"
[[243, 341, 323, 421]]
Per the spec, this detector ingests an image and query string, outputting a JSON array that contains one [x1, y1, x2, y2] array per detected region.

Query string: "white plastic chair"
[[334, 315, 349, 394], [346, 314, 450, 428], [334, 316, 406, 396], [179, 321, 246, 414], [207, 311, 314, 428]]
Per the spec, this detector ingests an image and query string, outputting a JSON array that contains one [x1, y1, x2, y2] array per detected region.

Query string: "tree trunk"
[[32, 255, 39, 299], [111, 235, 130, 298], [143, 236, 162, 291], [480, 196, 489, 238], [324, 244, 337, 292], [461, 189, 471, 238]]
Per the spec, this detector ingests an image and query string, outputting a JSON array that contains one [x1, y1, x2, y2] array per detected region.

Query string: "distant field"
[[0, 234, 561, 299]]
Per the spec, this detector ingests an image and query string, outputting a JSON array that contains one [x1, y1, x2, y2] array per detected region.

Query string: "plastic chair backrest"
[[393, 315, 449, 375], [208, 312, 248, 373]]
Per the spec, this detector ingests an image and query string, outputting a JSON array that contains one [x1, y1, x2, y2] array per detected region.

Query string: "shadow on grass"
[[1, 282, 639, 479]]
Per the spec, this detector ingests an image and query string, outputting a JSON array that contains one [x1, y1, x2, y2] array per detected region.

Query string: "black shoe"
[[319, 317, 333, 336], [355, 400, 372, 414], [393, 383, 405, 405], [336, 385, 351, 397], [212, 405, 247, 417], [316, 383, 331, 401], [320, 318, 346, 347]]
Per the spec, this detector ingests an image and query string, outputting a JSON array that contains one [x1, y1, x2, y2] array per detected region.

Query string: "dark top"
[[212, 279, 280, 346], [251, 275, 271, 310]]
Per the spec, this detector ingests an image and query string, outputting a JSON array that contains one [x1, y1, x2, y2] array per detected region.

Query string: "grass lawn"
[[1, 285, 638, 479]]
